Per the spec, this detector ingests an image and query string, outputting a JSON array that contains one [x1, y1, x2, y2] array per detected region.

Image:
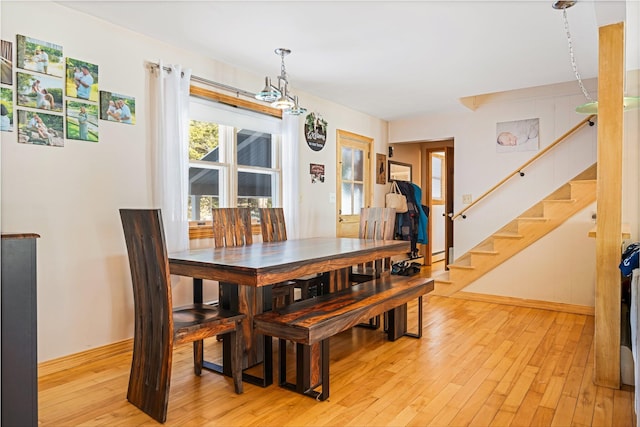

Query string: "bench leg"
[[387, 297, 423, 340], [278, 340, 330, 401], [319, 339, 330, 401], [403, 296, 423, 339]]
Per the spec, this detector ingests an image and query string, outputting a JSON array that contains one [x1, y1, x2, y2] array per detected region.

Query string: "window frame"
[[187, 85, 283, 239]]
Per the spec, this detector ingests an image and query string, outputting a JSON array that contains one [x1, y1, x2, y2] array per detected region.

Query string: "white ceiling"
[[56, 0, 638, 121]]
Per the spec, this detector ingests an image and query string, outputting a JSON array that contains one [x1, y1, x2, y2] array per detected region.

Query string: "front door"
[[336, 130, 372, 237]]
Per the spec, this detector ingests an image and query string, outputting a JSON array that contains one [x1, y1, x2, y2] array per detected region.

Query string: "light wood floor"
[[39, 266, 635, 426]]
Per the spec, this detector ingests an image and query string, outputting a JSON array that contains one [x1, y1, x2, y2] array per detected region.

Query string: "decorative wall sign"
[[16, 35, 64, 78], [376, 153, 387, 184], [310, 163, 325, 183], [99, 91, 135, 124], [304, 112, 327, 151], [496, 118, 539, 153]]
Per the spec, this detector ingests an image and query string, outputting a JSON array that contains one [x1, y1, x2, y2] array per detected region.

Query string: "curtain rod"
[[147, 61, 257, 99]]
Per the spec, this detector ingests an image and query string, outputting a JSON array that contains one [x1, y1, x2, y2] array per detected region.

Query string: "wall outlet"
[[329, 193, 336, 203], [462, 194, 472, 204]]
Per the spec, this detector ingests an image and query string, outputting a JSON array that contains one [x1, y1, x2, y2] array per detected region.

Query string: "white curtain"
[[150, 61, 191, 252], [282, 113, 300, 239]]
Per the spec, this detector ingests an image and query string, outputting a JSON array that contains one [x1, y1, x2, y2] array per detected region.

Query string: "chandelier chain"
[[280, 53, 288, 85], [562, 8, 593, 102]]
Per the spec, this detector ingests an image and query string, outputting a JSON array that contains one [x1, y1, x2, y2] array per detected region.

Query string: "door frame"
[[420, 140, 454, 267], [336, 129, 373, 237]]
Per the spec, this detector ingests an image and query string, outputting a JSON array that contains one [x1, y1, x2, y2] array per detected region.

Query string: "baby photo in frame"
[[496, 118, 540, 153]]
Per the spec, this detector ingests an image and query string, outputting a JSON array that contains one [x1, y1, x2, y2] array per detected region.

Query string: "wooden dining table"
[[168, 236, 411, 385]]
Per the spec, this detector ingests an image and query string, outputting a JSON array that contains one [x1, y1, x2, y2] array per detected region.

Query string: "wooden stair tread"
[[517, 216, 549, 222], [543, 198, 576, 203], [469, 249, 499, 255], [493, 232, 523, 239], [448, 264, 475, 270]]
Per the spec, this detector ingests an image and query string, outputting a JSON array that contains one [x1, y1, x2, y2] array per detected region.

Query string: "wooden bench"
[[253, 274, 435, 400]]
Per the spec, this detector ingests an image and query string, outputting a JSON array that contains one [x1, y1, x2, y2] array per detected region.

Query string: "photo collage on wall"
[[0, 33, 136, 146]]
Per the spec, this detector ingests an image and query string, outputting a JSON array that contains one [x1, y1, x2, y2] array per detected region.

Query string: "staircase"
[[433, 163, 597, 296]]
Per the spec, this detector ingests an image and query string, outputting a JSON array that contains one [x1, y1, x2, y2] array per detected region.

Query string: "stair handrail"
[[451, 114, 596, 220]]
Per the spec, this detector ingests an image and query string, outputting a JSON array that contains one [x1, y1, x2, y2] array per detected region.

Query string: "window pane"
[[341, 148, 352, 180], [432, 156, 443, 200], [189, 120, 219, 161], [189, 167, 219, 220], [238, 171, 272, 198], [237, 129, 272, 168], [188, 196, 219, 221], [353, 149, 364, 181], [341, 183, 353, 215]]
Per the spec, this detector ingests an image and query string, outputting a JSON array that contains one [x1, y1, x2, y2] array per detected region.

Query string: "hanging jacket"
[[411, 183, 428, 245], [395, 180, 419, 253]]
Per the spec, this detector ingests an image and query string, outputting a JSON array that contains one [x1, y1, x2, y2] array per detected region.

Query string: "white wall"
[[0, 1, 389, 361], [389, 79, 639, 306]]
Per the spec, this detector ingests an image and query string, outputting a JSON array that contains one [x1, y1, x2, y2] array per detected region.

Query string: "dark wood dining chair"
[[351, 207, 397, 283], [211, 207, 253, 248], [259, 208, 325, 308], [120, 209, 245, 423], [349, 207, 397, 329], [210, 208, 272, 387]]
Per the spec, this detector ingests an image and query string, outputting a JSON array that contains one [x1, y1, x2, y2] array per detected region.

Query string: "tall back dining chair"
[[351, 207, 397, 283], [259, 207, 288, 243], [211, 208, 253, 248], [120, 209, 245, 423], [259, 208, 324, 308]]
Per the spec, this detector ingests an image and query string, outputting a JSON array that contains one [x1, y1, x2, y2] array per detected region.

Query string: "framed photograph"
[[16, 35, 63, 78], [17, 110, 64, 147], [310, 163, 325, 184], [66, 100, 99, 142], [376, 153, 387, 185], [66, 58, 98, 102], [496, 118, 539, 153], [16, 71, 63, 113], [100, 91, 135, 124], [1, 39, 13, 85], [1, 87, 13, 132]]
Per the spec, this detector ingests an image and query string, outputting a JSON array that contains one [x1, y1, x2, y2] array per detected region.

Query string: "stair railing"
[[451, 114, 596, 220]]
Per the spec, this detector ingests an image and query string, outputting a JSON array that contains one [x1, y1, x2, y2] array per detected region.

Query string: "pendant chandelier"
[[553, 0, 640, 114], [255, 48, 307, 116]]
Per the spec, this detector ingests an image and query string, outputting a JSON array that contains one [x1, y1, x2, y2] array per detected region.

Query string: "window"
[[431, 152, 445, 204], [188, 97, 282, 224]]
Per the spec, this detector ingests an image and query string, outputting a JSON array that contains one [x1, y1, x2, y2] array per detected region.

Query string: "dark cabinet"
[[1, 233, 40, 427]]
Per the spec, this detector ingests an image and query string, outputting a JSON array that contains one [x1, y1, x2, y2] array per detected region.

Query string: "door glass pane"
[[354, 183, 364, 212], [353, 149, 364, 181], [237, 129, 272, 167], [341, 183, 353, 215], [341, 148, 352, 180]]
